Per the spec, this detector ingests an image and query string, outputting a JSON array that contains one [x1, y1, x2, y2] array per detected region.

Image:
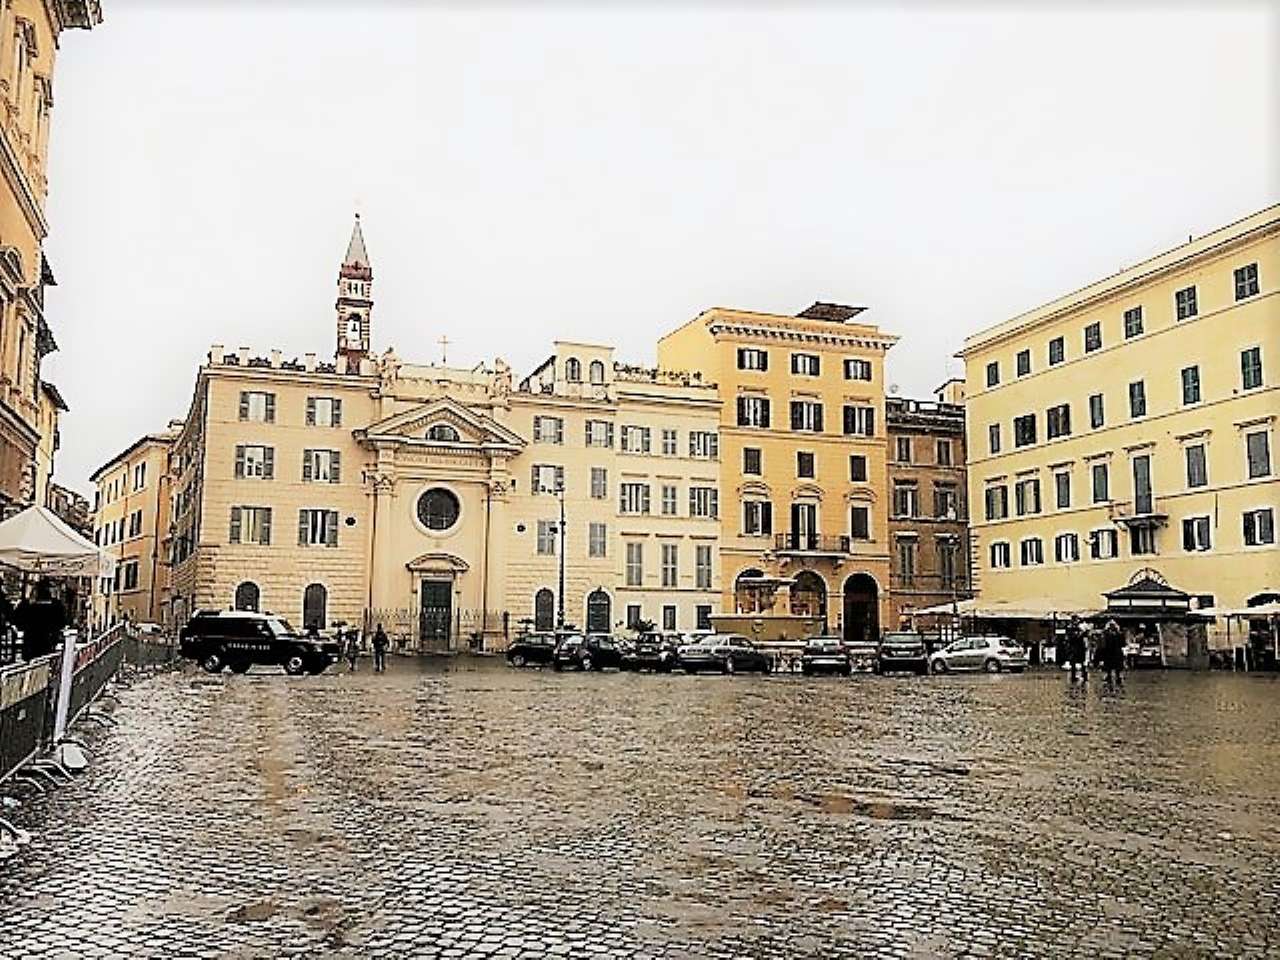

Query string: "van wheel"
[[984, 659, 1002, 673], [200, 652, 224, 673], [229, 660, 251, 674], [283, 654, 307, 676]]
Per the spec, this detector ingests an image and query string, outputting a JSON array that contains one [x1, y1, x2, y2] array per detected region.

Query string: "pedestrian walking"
[[344, 628, 359, 672], [15, 579, 67, 662], [372, 624, 389, 673], [1065, 615, 1088, 682], [1102, 618, 1125, 688]]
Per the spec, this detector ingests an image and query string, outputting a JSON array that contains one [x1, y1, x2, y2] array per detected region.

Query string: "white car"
[[930, 635, 1028, 674]]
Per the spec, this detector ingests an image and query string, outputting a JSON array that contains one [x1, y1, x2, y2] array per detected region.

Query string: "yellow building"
[[34, 378, 64, 505], [164, 220, 722, 646], [0, 1, 100, 516], [89, 426, 178, 628], [657, 303, 898, 641], [959, 205, 1280, 642]]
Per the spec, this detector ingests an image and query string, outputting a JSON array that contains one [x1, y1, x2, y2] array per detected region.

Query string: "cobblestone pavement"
[[2, 660, 1279, 959]]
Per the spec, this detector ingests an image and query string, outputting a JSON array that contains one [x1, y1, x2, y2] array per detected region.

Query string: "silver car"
[[930, 635, 1028, 674]]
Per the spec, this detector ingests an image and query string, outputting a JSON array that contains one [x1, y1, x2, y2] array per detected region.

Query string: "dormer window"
[[426, 423, 460, 442], [565, 358, 582, 382]]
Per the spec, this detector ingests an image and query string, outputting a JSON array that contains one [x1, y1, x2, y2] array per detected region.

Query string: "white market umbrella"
[[0, 505, 115, 578]]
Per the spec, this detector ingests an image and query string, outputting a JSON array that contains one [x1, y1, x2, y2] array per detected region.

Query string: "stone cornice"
[[708, 319, 897, 352]]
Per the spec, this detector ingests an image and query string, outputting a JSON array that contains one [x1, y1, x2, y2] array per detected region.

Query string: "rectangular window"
[[1246, 430, 1271, 479], [1020, 537, 1044, 566], [662, 605, 677, 632], [122, 561, 140, 592], [298, 508, 338, 547], [625, 542, 643, 585], [133, 463, 147, 491], [590, 467, 608, 499], [843, 358, 872, 381], [531, 464, 564, 494], [1128, 380, 1146, 418], [796, 451, 815, 479], [893, 482, 918, 518], [1014, 477, 1041, 516], [1182, 516, 1211, 553], [306, 396, 342, 427], [1130, 526, 1156, 556], [1090, 528, 1119, 559], [1123, 306, 1144, 339], [896, 538, 916, 584], [936, 439, 952, 466], [1046, 403, 1071, 440], [619, 483, 651, 515], [695, 605, 712, 631], [588, 522, 607, 558], [743, 448, 762, 475], [533, 416, 564, 444], [1175, 286, 1198, 321], [661, 429, 678, 456], [229, 506, 272, 545], [234, 444, 275, 480], [620, 425, 652, 453], [585, 419, 614, 448], [695, 545, 712, 589], [239, 391, 276, 423], [689, 487, 718, 519], [302, 448, 341, 483], [536, 520, 557, 555], [1181, 365, 1201, 405], [986, 361, 1000, 387], [988, 423, 1001, 454], [1091, 463, 1109, 503], [842, 405, 875, 437], [1234, 262, 1259, 301], [1048, 337, 1065, 366], [626, 604, 642, 629], [1055, 471, 1071, 509], [933, 484, 958, 519], [1016, 349, 1031, 377], [1084, 322, 1102, 353], [128, 510, 143, 538], [895, 436, 912, 463], [850, 505, 870, 540], [737, 348, 768, 371], [849, 454, 867, 482], [1243, 508, 1275, 546], [689, 432, 719, 459], [661, 543, 678, 587], [790, 400, 824, 433], [791, 353, 820, 376], [1241, 347, 1263, 390], [984, 485, 1009, 521], [1185, 444, 1208, 489], [1054, 533, 1079, 563], [1014, 413, 1037, 448], [1089, 393, 1105, 429], [743, 499, 773, 536], [736, 396, 771, 428], [661, 484, 678, 516], [989, 541, 1011, 569]]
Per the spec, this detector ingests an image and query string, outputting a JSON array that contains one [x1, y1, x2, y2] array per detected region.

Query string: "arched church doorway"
[[302, 583, 327, 630], [843, 574, 879, 643], [586, 589, 611, 633]]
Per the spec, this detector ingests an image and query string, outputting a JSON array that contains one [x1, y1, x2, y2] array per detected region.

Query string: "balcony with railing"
[[1108, 495, 1167, 528], [774, 532, 850, 555]]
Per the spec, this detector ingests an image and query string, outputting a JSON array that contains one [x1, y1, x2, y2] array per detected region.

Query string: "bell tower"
[[336, 214, 372, 372]]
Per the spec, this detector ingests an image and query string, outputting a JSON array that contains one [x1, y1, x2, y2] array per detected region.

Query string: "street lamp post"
[[555, 479, 566, 629]]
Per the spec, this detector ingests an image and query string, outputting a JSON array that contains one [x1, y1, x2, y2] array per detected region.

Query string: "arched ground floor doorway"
[[791, 570, 828, 631], [586, 589, 611, 633], [843, 573, 879, 643]]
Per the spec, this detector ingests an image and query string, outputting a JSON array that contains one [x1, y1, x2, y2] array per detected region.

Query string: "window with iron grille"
[[1234, 263, 1259, 301]]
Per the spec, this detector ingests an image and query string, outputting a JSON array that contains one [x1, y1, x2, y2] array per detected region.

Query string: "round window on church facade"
[[416, 488, 461, 532]]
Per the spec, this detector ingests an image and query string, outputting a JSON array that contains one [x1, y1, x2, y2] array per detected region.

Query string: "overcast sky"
[[41, 1, 1278, 495]]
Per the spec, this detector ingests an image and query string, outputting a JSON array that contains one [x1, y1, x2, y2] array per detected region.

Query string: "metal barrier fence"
[[362, 608, 510, 654]]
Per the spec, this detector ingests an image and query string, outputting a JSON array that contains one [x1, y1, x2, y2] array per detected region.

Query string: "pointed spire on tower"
[[344, 213, 370, 270]]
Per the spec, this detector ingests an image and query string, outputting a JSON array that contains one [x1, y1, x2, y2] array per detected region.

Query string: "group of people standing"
[[0, 579, 69, 663], [1063, 615, 1127, 686], [306, 622, 391, 673]]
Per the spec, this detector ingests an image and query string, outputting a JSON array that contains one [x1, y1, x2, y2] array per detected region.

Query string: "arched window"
[[588, 360, 605, 385], [234, 581, 260, 612], [534, 588, 555, 631], [303, 583, 327, 630], [565, 357, 582, 382], [425, 422, 460, 442], [586, 589, 611, 633]]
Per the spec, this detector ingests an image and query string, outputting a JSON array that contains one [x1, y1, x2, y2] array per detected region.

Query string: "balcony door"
[[791, 502, 818, 550], [1132, 455, 1152, 515]]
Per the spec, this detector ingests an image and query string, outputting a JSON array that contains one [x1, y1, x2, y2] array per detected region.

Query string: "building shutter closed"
[[326, 510, 338, 547], [259, 508, 272, 544], [229, 506, 242, 543], [330, 450, 341, 483], [234, 445, 245, 479], [262, 447, 274, 479], [264, 394, 276, 423], [299, 510, 309, 546], [302, 450, 313, 482], [332, 399, 342, 426], [306, 397, 316, 426], [238, 392, 250, 420]]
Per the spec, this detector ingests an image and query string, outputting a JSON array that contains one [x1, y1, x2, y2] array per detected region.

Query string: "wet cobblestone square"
[[2, 661, 1279, 958]]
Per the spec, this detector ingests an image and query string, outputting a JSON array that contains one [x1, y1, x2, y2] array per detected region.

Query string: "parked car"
[[930, 635, 1028, 674], [179, 610, 340, 675], [677, 634, 773, 675], [845, 639, 880, 672], [621, 632, 680, 672], [506, 632, 559, 668], [800, 637, 852, 676], [552, 633, 624, 672], [877, 632, 929, 675]]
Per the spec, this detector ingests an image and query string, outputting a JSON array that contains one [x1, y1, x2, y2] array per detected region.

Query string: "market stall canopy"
[[1197, 602, 1280, 618], [910, 597, 1098, 619], [0, 505, 116, 578]]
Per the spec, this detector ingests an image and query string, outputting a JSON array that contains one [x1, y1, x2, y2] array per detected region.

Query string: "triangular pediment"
[[358, 396, 525, 450]]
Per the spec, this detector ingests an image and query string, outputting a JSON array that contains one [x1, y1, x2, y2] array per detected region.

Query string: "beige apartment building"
[[960, 205, 1280, 639], [164, 221, 721, 646], [0, 0, 99, 517], [89, 426, 178, 627], [657, 303, 897, 641]]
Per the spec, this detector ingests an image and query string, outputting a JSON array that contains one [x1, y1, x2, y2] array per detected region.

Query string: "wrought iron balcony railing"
[[775, 532, 851, 554]]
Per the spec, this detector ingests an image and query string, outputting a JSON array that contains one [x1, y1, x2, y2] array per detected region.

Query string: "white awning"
[[0, 505, 116, 578], [911, 597, 1098, 619]]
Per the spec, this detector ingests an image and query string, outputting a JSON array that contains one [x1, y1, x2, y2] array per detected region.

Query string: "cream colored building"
[[657, 303, 897, 641], [959, 205, 1280, 638], [89, 426, 178, 627], [33, 377, 63, 504], [0, 0, 99, 516], [164, 220, 721, 646]]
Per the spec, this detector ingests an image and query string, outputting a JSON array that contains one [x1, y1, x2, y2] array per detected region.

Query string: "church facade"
[[164, 219, 723, 647]]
